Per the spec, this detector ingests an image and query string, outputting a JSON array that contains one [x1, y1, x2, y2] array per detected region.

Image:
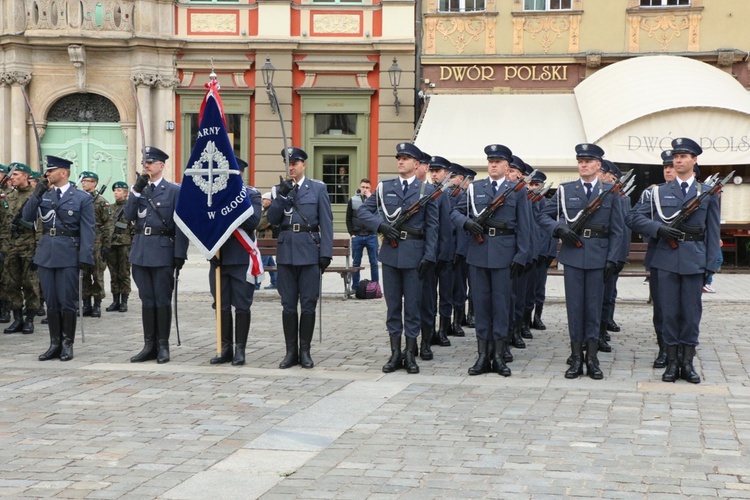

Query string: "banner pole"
[[215, 249, 222, 356]]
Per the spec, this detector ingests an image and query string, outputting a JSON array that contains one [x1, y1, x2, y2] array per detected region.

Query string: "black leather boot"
[[452, 307, 465, 337], [22, 312, 34, 334], [82, 296, 93, 317], [299, 312, 315, 369], [39, 312, 62, 361], [382, 336, 403, 373], [232, 311, 250, 366], [662, 345, 679, 382], [521, 310, 533, 339], [404, 337, 419, 374], [502, 341, 513, 363], [91, 299, 102, 318], [0, 300, 10, 323], [105, 293, 121, 312], [131, 307, 158, 362], [492, 339, 511, 377], [598, 323, 612, 353], [511, 321, 526, 349], [119, 294, 129, 313], [37, 300, 46, 317], [438, 316, 452, 346], [653, 332, 667, 369], [4, 309, 24, 333], [210, 311, 234, 364], [155, 307, 171, 364], [606, 317, 620, 332], [468, 339, 491, 376], [679, 344, 701, 384], [279, 312, 299, 369], [565, 341, 584, 379], [420, 325, 434, 361], [466, 300, 475, 328], [586, 339, 604, 380], [531, 303, 546, 330], [60, 311, 77, 362]]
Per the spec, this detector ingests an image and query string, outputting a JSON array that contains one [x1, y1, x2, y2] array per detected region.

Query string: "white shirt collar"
[[676, 175, 695, 188], [400, 175, 416, 186], [581, 178, 598, 188], [58, 183, 71, 196]]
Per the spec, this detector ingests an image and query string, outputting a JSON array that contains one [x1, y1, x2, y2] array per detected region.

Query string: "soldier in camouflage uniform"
[[2, 163, 41, 334], [0, 164, 13, 323], [106, 181, 135, 313], [79, 171, 113, 318]]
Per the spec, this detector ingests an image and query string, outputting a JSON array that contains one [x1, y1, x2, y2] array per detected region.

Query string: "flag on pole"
[[175, 77, 254, 259]]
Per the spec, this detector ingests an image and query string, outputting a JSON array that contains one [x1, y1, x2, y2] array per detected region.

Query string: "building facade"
[[0, 0, 416, 230]]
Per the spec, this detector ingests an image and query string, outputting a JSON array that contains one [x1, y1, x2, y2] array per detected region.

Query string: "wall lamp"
[[387, 57, 402, 116]]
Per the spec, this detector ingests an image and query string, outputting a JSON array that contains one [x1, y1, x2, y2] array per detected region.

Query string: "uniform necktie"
[[584, 182, 593, 200], [149, 183, 155, 192], [56, 188, 62, 199], [681, 181, 688, 197], [491, 180, 498, 196], [402, 180, 408, 196]]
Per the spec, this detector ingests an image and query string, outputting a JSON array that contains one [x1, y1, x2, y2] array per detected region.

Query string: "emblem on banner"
[[183, 141, 241, 207]]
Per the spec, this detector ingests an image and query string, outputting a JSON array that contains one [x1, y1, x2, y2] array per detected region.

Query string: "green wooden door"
[[313, 147, 357, 233], [41, 123, 128, 203]]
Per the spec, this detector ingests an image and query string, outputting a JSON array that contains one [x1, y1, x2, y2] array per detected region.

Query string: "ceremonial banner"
[[175, 78, 254, 259]]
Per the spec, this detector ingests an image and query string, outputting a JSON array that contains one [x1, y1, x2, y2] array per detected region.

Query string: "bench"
[[257, 238, 364, 299]]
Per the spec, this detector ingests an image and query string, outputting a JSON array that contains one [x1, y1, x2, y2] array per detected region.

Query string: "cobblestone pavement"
[[1, 256, 749, 499]]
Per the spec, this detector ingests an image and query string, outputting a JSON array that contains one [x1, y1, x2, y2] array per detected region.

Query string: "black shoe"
[[60, 311, 76, 362], [466, 302, 475, 328], [155, 307, 171, 364], [531, 303, 546, 330], [468, 339, 491, 376], [653, 336, 667, 369], [41, 317, 49, 325], [3, 310, 24, 334], [119, 294, 129, 313], [452, 307, 465, 337], [606, 319, 620, 332], [91, 300, 102, 318], [39, 312, 62, 361], [383, 336, 403, 373], [420, 325, 434, 361], [22, 313, 34, 334], [520, 311, 533, 339], [586, 340, 603, 380], [437, 316, 452, 346], [565, 341, 584, 379], [679, 344, 701, 384], [511, 322, 526, 349], [82, 297, 93, 317], [662, 345, 679, 382], [36, 302, 46, 317], [491, 339, 511, 377], [105, 294, 121, 312], [598, 324, 612, 353]]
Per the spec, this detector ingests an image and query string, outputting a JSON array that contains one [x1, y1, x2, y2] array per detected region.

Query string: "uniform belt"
[[483, 227, 515, 237], [678, 232, 704, 242], [138, 227, 174, 236], [395, 232, 424, 241], [43, 228, 80, 237], [280, 224, 319, 233], [580, 229, 608, 239]]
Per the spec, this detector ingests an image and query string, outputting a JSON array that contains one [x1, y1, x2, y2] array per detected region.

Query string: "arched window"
[[47, 93, 120, 122]]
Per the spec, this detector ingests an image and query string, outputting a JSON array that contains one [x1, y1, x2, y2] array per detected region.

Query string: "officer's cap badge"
[[582, 144, 589, 150], [676, 138, 683, 145]]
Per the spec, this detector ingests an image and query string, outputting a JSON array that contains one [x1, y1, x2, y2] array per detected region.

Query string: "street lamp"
[[387, 57, 402, 116], [261, 56, 290, 175]]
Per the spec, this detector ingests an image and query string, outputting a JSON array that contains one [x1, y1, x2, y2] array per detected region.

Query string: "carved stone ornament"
[[131, 74, 159, 88], [436, 19, 486, 55], [0, 72, 32, 86], [524, 16, 570, 54], [69, 45, 86, 91], [156, 75, 181, 89], [639, 15, 690, 51], [586, 52, 602, 69], [313, 15, 360, 34], [26, 0, 134, 32], [189, 13, 237, 33]]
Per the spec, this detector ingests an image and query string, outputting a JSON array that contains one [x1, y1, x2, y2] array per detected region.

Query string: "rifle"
[[386, 176, 452, 248], [473, 170, 536, 244], [526, 182, 546, 201], [663, 170, 734, 249], [568, 169, 635, 248], [531, 184, 552, 204], [91, 176, 112, 202], [451, 175, 472, 197]]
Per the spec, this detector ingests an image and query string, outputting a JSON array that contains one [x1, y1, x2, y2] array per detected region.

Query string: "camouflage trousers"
[[82, 244, 107, 300], [5, 246, 41, 311], [0, 250, 10, 302], [107, 244, 132, 295]]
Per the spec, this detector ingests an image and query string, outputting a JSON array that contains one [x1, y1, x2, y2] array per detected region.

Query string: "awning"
[[414, 94, 586, 169]]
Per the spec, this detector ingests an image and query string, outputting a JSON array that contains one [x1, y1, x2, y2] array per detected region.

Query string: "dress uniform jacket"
[[23, 185, 95, 268], [267, 178, 333, 265], [124, 180, 189, 267], [357, 178, 439, 267]]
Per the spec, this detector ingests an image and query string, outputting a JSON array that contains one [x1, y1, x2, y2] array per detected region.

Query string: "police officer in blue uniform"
[[208, 158, 262, 366], [450, 165, 475, 338], [125, 146, 189, 364], [528, 170, 555, 331], [626, 138, 720, 384], [358, 142, 439, 374], [23, 155, 95, 361], [268, 147, 334, 370], [537, 144, 624, 380], [451, 144, 532, 377]]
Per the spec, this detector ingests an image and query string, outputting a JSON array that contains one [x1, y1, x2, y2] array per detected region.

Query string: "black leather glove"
[[554, 225, 582, 247], [276, 176, 295, 197], [378, 223, 401, 241], [703, 271, 713, 286], [173, 257, 185, 271], [510, 261, 524, 279], [603, 261, 617, 282], [524, 260, 534, 273], [319, 256, 331, 271], [133, 174, 149, 194], [79, 262, 92, 273], [417, 259, 435, 279], [33, 178, 49, 199], [657, 225, 684, 240], [463, 219, 484, 236], [546, 255, 556, 268], [615, 261, 625, 274], [436, 260, 449, 275], [209, 255, 221, 267]]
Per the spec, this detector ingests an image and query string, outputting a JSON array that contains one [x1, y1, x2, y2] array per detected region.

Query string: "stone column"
[[131, 73, 157, 162], [10, 77, 30, 165], [0, 79, 9, 165], [155, 74, 180, 181]]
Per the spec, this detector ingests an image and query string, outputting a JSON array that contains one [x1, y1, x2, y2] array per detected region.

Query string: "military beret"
[[661, 150, 674, 165], [530, 170, 547, 183], [81, 171, 99, 181], [394, 142, 423, 161], [282, 147, 307, 162], [9, 162, 32, 174], [0, 164, 8, 174], [30, 171, 41, 180], [429, 156, 451, 170], [484, 144, 513, 161], [112, 181, 128, 191], [45, 155, 73, 170], [144, 146, 169, 163], [236, 158, 248, 172], [575, 143, 604, 161], [672, 137, 702, 156]]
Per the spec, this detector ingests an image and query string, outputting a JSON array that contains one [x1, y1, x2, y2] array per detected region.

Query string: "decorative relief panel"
[[627, 10, 701, 53], [312, 14, 361, 35], [25, 0, 134, 32], [189, 13, 238, 34], [435, 19, 486, 55], [512, 15, 580, 55], [0, 72, 32, 86]]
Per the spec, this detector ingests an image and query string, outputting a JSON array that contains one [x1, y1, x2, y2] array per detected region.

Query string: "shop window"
[[187, 113, 242, 162], [314, 114, 357, 136], [640, 0, 689, 5], [523, 0, 571, 10], [439, 0, 485, 13], [321, 154, 350, 204]]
